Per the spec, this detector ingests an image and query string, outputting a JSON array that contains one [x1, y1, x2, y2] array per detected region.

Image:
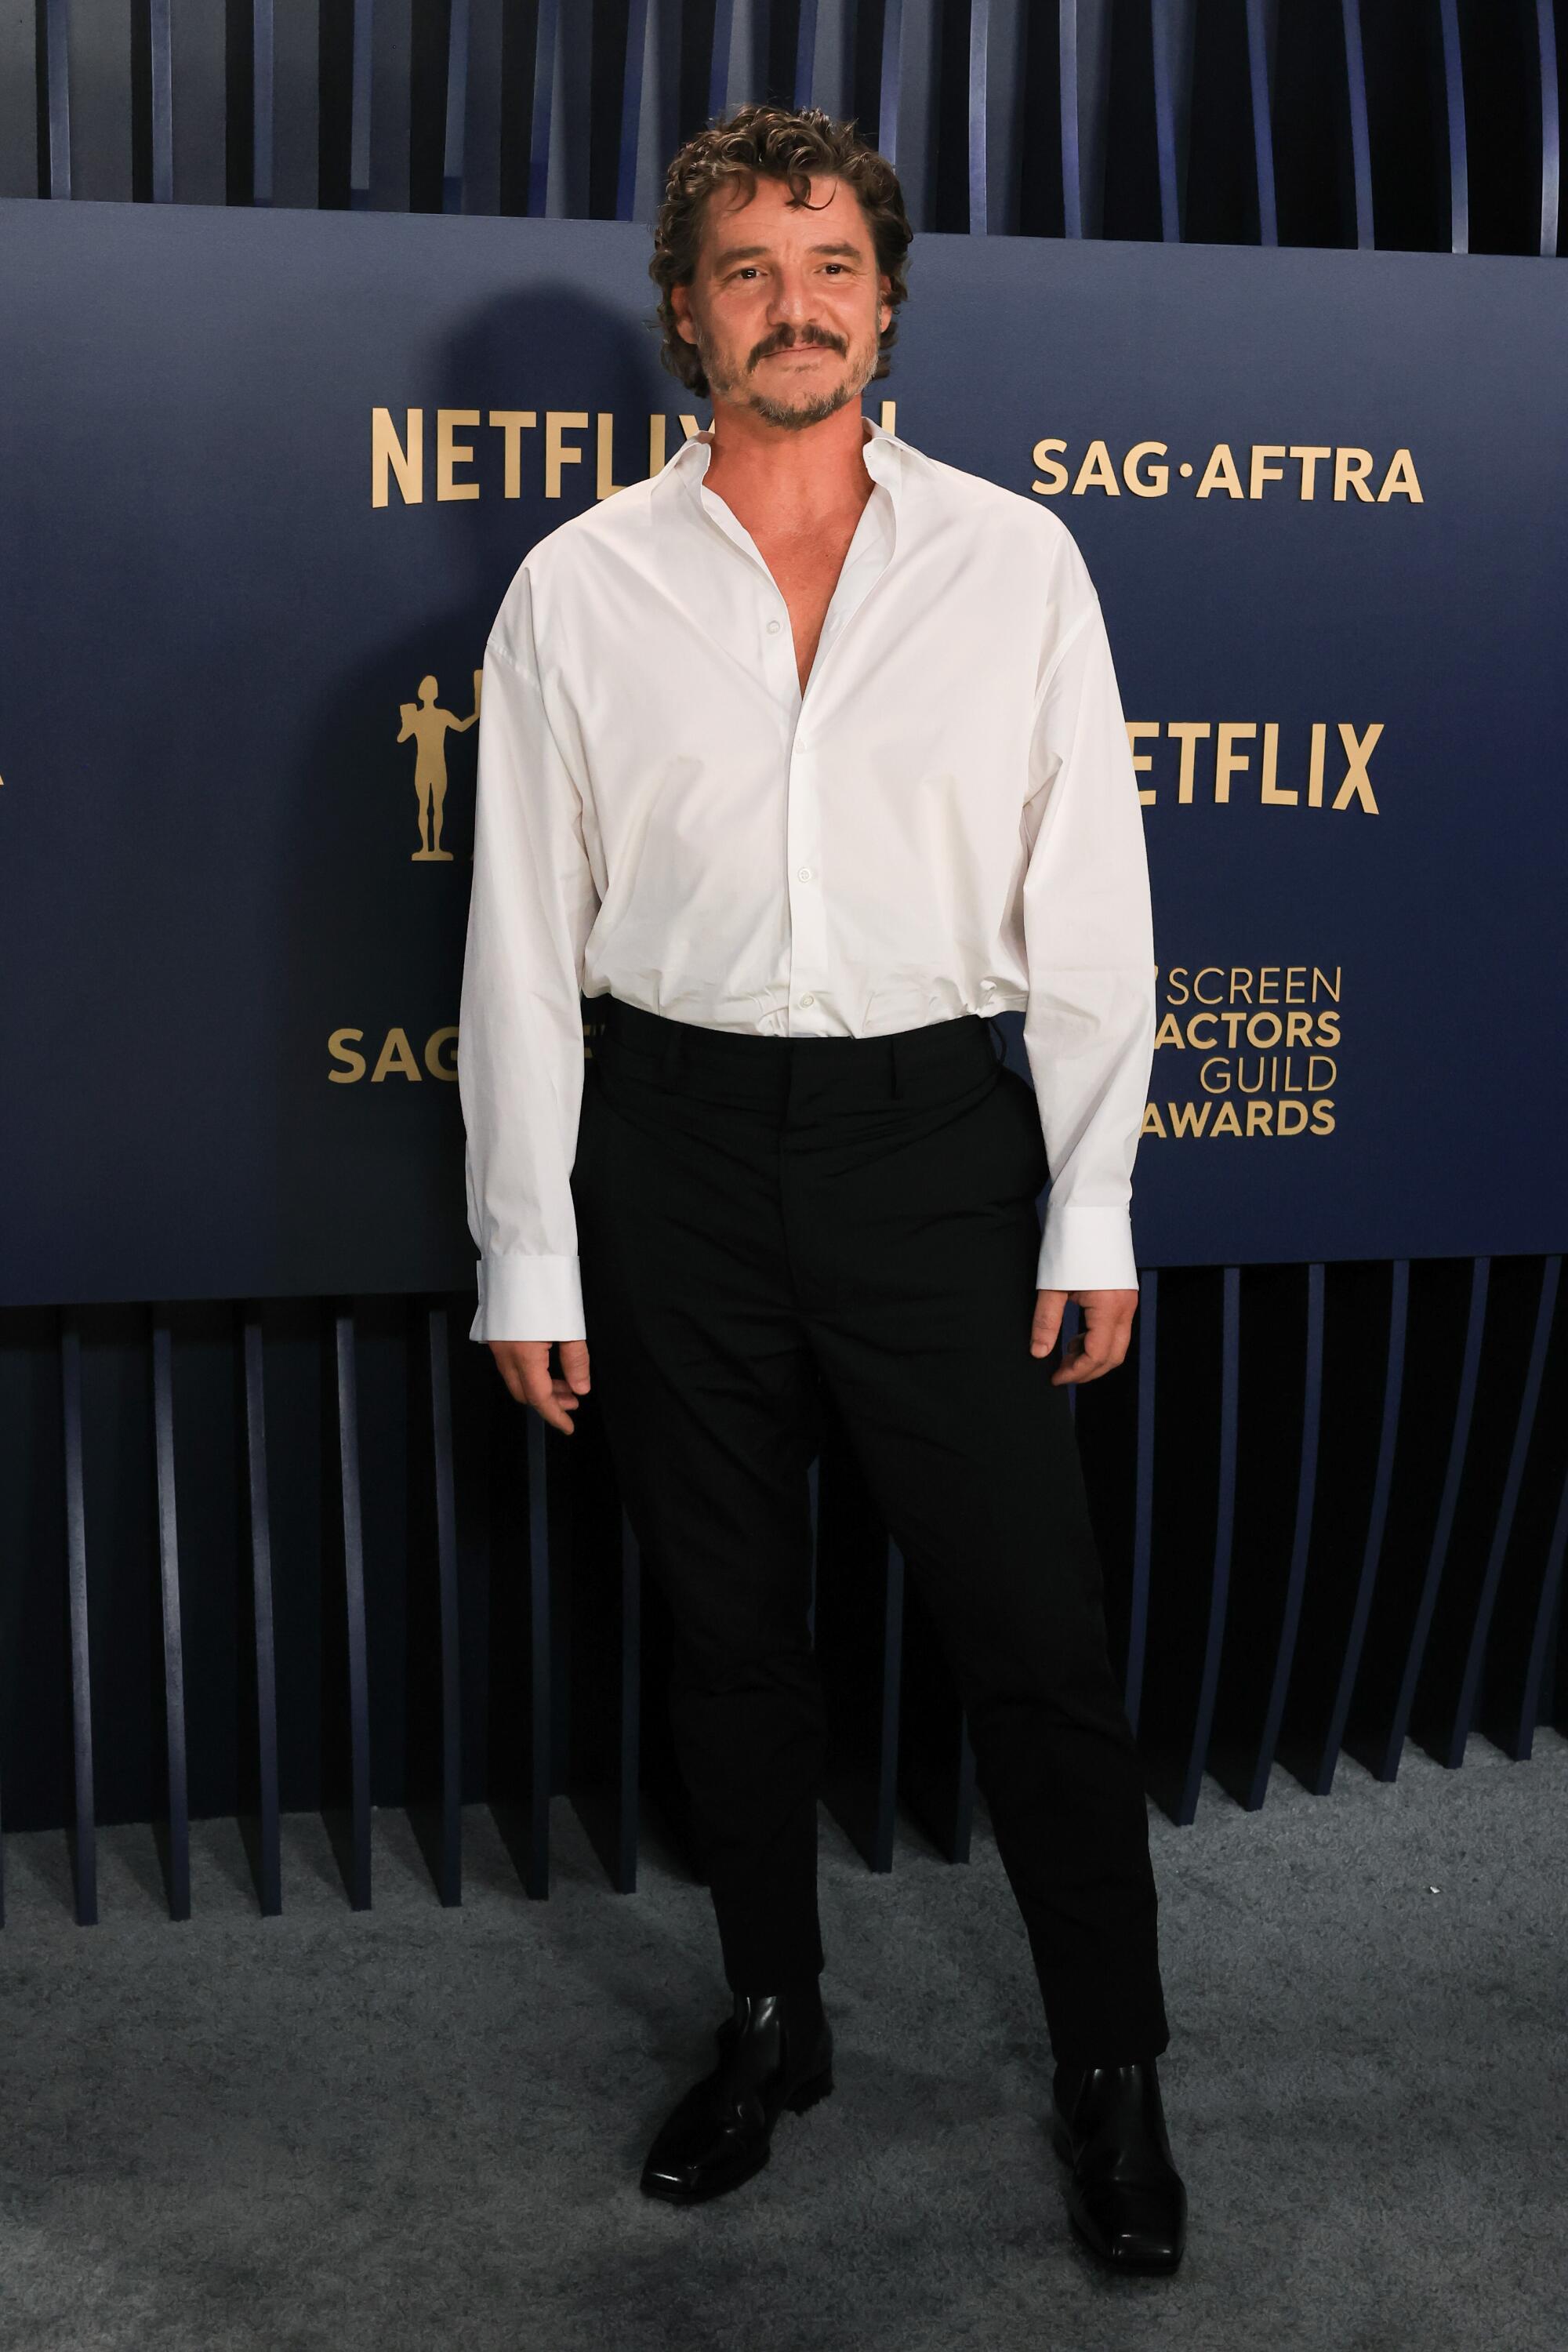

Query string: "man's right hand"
[[488, 1339, 591, 1435]]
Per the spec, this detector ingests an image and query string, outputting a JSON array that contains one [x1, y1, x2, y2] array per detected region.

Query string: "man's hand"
[[1030, 1289, 1138, 1385], [488, 1339, 591, 1434]]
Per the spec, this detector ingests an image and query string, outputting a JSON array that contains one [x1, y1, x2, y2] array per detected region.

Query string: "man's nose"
[[767, 267, 820, 324]]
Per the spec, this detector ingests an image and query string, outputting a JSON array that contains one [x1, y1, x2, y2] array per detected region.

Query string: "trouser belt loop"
[[985, 1014, 1007, 1066], [889, 1033, 903, 1102], [661, 1018, 683, 1083]]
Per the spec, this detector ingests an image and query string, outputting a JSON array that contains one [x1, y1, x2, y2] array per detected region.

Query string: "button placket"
[[785, 733, 827, 1033]]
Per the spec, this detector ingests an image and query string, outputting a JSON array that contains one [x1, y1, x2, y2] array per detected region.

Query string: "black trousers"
[[569, 992, 1171, 2067]]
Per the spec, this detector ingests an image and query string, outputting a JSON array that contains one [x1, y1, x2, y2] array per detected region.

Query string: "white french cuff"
[[470, 1253, 587, 1345], [1034, 1203, 1142, 1294]]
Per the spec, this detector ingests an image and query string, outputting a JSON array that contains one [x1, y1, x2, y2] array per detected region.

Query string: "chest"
[[748, 514, 867, 695]]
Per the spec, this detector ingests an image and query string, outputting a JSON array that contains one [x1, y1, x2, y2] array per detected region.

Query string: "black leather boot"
[[1050, 2059, 1187, 2274], [640, 1984, 835, 2205]]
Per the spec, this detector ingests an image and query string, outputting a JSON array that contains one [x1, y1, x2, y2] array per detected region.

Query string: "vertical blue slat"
[[707, 0, 735, 123], [43, 0, 72, 197], [1246, 1262, 1324, 1808], [1151, 0, 1178, 241], [880, 0, 905, 171], [529, 0, 560, 218], [1313, 1258, 1408, 1792], [427, 1308, 463, 1902], [1125, 1267, 1156, 1733], [241, 1312, 281, 1915], [443, 0, 471, 212], [1060, 0, 1109, 238], [1436, 0, 1467, 253], [1536, 0, 1560, 257], [253, 0, 275, 205], [334, 1308, 372, 1907], [148, 0, 173, 201], [1444, 1256, 1559, 1765], [1244, 0, 1278, 245], [1341, 0, 1374, 248], [1372, 1256, 1490, 1781], [60, 1313, 96, 1925], [524, 1413, 553, 1895], [350, 0, 374, 209], [793, 0, 819, 107], [614, 0, 650, 221], [151, 1314, 191, 1920], [1150, 0, 1197, 242], [967, 0, 987, 230], [1176, 1265, 1240, 1824], [1059, 0, 1081, 237]]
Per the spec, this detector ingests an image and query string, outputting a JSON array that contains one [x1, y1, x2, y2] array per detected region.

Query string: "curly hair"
[[648, 102, 913, 400]]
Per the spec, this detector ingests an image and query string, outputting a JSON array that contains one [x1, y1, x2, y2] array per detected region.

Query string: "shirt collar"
[[661, 408, 905, 517]]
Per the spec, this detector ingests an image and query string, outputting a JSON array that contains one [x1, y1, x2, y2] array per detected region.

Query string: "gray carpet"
[[1, 1734, 1563, 2352]]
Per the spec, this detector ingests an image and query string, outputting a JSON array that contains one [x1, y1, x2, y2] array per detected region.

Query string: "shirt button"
[[767, 619, 782, 634], [794, 738, 809, 754], [797, 866, 812, 881], [799, 993, 815, 1007]]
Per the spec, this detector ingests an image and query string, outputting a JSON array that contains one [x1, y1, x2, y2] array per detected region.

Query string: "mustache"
[[752, 329, 845, 361]]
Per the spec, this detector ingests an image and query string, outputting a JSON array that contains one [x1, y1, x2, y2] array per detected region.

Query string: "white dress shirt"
[[458, 411, 1156, 1344]]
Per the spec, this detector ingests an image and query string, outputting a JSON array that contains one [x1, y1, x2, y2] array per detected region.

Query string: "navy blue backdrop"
[[2, 195, 1563, 1308]]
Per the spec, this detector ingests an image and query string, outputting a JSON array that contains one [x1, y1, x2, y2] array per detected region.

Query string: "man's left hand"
[[1030, 1288, 1139, 1385]]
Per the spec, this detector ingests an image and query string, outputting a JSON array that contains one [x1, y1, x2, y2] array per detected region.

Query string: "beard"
[[697, 321, 878, 430]]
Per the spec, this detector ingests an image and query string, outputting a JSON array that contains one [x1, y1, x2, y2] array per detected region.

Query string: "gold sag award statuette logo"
[[397, 670, 481, 860]]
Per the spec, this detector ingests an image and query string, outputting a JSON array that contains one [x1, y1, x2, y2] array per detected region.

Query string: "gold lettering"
[[1167, 721, 1211, 804], [1249, 445, 1287, 499], [1195, 443, 1244, 499], [1289, 445, 1331, 499], [1377, 448, 1423, 502], [1259, 720, 1296, 804], [1307, 720, 1327, 808], [328, 1029, 367, 1082], [1072, 440, 1121, 495], [1123, 441, 1169, 496], [1031, 437, 1069, 496], [424, 1026, 459, 1080], [372, 407, 423, 508], [489, 410, 537, 499], [544, 412, 589, 499], [436, 409, 480, 502], [1332, 721, 1381, 811], [1334, 447, 1375, 502], [1127, 720, 1160, 805], [1214, 722, 1256, 803], [371, 1028, 422, 1083], [596, 412, 626, 500]]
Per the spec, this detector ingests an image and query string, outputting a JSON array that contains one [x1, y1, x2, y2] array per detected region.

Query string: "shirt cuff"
[[1035, 1203, 1140, 1294], [470, 1254, 586, 1343]]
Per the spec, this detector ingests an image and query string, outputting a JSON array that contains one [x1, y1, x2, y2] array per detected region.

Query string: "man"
[[457, 102, 1186, 2275]]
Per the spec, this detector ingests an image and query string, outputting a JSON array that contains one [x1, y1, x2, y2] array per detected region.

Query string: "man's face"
[[673, 172, 891, 432]]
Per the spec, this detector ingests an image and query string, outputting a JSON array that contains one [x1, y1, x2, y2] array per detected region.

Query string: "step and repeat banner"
[[1, 198, 1563, 1307]]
